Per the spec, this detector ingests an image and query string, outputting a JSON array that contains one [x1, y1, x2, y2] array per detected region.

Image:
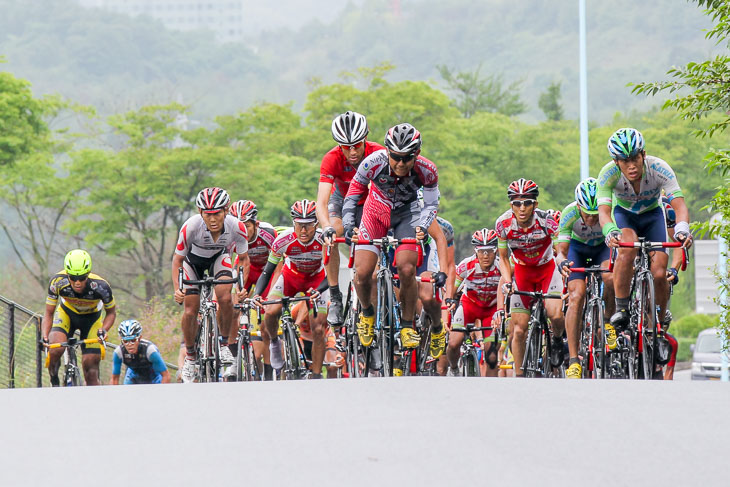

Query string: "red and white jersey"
[[455, 255, 501, 307], [495, 208, 557, 267], [268, 229, 325, 276], [319, 141, 384, 200], [234, 222, 276, 271], [175, 214, 249, 263]]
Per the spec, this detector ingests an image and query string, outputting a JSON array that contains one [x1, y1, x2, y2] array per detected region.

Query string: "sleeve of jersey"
[[419, 186, 439, 229], [495, 218, 509, 248], [557, 204, 576, 243], [455, 258, 469, 279], [342, 167, 369, 229], [319, 152, 337, 183], [597, 162, 618, 207], [148, 348, 168, 374], [98, 280, 115, 310], [112, 348, 123, 375], [656, 159, 684, 199], [234, 221, 249, 254], [174, 223, 190, 256], [267, 238, 285, 266], [46, 277, 60, 307]]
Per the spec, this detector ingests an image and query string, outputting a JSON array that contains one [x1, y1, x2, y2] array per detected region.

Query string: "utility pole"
[[579, 0, 589, 180]]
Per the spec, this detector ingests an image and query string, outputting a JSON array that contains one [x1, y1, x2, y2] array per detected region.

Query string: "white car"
[[690, 328, 729, 380]]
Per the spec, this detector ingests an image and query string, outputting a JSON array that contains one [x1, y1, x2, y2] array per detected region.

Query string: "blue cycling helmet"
[[575, 178, 599, 214], [607, 128, 644, 160], [118, 320, 142, 341]]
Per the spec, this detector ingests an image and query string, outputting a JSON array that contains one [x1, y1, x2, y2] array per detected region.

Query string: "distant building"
[[75, 0, 244, 43]]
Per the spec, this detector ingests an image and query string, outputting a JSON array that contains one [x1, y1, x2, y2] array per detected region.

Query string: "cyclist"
[[318, 111, 385, 326], [252, 200, 329, 378], [495, 178, 564, 377], [598, 128, 692, 333], [230, 199, 278, 380], [661, 195, 682, 380], [111, 319, 170, 385], [172, 187, 251, 383], [342, 123, 447, 358], [556, 178, 615, 379], [446, 229, 504, 377], [291, 300, 345, 378], [41, 249, 116, 386]]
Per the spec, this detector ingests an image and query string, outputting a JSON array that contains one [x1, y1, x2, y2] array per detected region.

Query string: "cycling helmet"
[[196, 187, 230, 213], [575, 178, 599, 214], [118, 319, 142, 341], [507, 178, 539, 200], [64, 249, 92, 276], [290, 199, 317, 223], [662, 195, 676, 228], [384, 123, 422, 153], [547, 209, 562, 225], [607, 127, 644, 160], [331, 111, 369, 145], [230, 199, 258, 222], [471, 228, 499, 248]]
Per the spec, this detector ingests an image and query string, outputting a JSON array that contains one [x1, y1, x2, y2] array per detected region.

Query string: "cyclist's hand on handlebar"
[[605, 230, 622, 248], [501, 282, 513, 295], [235, 288, 247, 302], [667, 267, 679, 285], [251, 295, 264, 308], [306, 287, 321, 301], [432, 271, 447, 288], [41, 336, 49, 347], [445, 298, 458, 312], [323, 226, 337, 246], [558, 260, 573, 278], [674, 230, 693, 249], [174, 288, 185, 304], [415, 226, 427, 242], [344, 227, 359, 245], [97, 329, 107, 342]]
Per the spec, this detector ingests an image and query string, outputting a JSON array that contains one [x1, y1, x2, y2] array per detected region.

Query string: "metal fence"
[[0, 295, 175, 388]]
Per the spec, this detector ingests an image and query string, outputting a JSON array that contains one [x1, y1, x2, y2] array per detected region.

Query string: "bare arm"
[[498, 245, 513, 283], [172, 253, 185, 304], [41, 303, 56, 341], [316, 181, 334, 229]]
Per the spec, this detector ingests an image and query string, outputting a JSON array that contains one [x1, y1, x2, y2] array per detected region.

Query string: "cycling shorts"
[[511, 260, 562, 314], [452, 297, 497, 336], [123, 368, 162, 385], [358, 199, 419, 255], [268, 267, 328, 314], [566, 240, 610, 282], [182, 253, 233, 295], [614, 206, 668, 253], [51, 304, 103, 355]]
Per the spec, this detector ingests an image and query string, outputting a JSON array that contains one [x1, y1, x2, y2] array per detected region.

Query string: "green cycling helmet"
[[64, 249, 92, 276], [575, 178, 599, 214]]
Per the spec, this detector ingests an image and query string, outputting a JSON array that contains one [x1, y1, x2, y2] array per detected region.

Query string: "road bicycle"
[[178, 267, 242, 382], [233, 300, 262, 381], [43, 332, 107, 386]]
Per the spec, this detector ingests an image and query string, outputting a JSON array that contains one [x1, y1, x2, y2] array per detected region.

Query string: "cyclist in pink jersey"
[[252, 200, 330, 378], [446, 228, 506, 377], [172, 187, 251, 383], [342, 123, 448, 357], [318, 111, 385, 326], [495, 179, 565, 377]]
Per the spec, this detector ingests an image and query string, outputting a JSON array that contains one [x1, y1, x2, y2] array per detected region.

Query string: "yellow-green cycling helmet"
[[64, 249, 92, 276]]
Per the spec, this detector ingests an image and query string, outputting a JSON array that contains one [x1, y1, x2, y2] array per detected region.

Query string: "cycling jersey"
[[454, 255, 501, 308], [495, 208, 558, 267], [662, 195, 676, 228], [174, 214, 249, 267], [112, 339, 167, 384], [320, 141, 384, 202], [233, 221, 277, 288], [557, 202, 603, 247], [436, 216, 454, 247], [268, 229, 325, 276], [597, 155, 684, 214], [342, 150, 439, 232], [46, 272, 115, 315]]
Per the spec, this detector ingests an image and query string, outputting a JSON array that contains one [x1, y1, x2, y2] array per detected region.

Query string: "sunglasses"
[[389, 151, 416, 163], [340, 141, 364, 151], [122, 336, 140, 343], [68, 274, 89, 282], [476, 248, 496, 255], [511, 199, 536, 208]]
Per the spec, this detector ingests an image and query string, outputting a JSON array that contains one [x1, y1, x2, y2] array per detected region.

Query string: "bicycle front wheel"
[[377, 274, 396, 377], [64, 349, 81, 386], [637, 273, 657, 380], [522, 319, 541, 378]]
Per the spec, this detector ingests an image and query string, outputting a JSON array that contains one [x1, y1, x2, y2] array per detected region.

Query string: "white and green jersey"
[[597, 155, 683, 214], [557, 202, 603, 246]]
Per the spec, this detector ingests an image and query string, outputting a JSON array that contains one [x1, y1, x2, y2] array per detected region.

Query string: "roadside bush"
[[671, 313, 718, 338]]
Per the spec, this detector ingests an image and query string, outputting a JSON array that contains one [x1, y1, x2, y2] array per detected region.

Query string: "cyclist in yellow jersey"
[[41, 249, 117, 386]]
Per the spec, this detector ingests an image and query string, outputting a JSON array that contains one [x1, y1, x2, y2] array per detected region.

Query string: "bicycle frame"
[[512, 289, 563, 378], [258, 295, 315, 380]]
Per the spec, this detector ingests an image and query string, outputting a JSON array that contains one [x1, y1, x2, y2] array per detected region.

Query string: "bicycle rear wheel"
[[463, 348, 479, 377]]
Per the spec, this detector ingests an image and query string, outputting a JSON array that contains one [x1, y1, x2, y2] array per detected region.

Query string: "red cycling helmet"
[[471, 228, 498, 248], [507, 178, 539, 200], [230, 200, 258, 222], [290, 199, 317, 223], [196, 187, 230, 213]]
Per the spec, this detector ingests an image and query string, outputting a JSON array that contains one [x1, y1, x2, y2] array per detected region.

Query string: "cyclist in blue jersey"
[[111, 320, 170, 385]]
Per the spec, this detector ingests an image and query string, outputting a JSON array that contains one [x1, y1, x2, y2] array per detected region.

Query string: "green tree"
[[437, 64, 527, 118], [632, 0, 730, 338], [538, 81, 564, 121]]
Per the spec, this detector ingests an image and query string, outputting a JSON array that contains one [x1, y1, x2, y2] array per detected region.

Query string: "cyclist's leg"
[[309, 286, 330, 376], [392, 207, 420, 326], [181, 260, 203, 360], [80, 312, 104, 386], [212, 254, 235, 351], [612, 207, 640, 316], [418, 243, 443, 331], [447, 305, 466, 370], [664, 332, 678, 380], [325, 190, 345, 291], [48, 306, 71, 385], [263, 274, 285, 340], [641, 208, 670, 322], [543, 262, 565, 336], [123, 368, 136, 385], [566, 242, 589, 361], [511, 264, 535, 376]]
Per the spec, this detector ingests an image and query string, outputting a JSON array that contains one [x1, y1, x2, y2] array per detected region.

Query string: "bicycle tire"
[[283, 323, 303, 380], [523, 318, 541, 378], [416, 311, 433, 376], [65, 349, 81, 386], [637, 273, 657, 380], [591, 302, 606, 379], [465, 348, 479, 377], [377, 273, 395, 377]]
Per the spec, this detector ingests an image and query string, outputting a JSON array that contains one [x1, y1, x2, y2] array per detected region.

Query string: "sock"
[[363, 305, 375, 317], [186, 346, 196, 359], [50, 375, 60, 387], [228, 343, 237, 357], [569, 357, 580, 366], [329, 285, 342, 301], [264, 363, 273, 381], [401, 320, 413, 329], [616, 297, 629, 311]]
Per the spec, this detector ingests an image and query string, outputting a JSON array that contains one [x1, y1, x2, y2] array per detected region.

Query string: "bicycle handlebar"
[[327, 236, 424, 268], [616, 241, 689, 271], [257, 294, 318, 318], [178, 266, 244, 290]]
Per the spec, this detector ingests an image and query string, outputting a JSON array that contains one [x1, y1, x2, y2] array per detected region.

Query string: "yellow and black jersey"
[[46, 272, 115, 315]]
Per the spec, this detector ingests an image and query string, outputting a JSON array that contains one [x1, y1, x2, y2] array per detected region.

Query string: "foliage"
[[437, 64, 527, 118], [538, 81, 564, 121], [632, 0, 730, 339], [672, 313, 719, 338]]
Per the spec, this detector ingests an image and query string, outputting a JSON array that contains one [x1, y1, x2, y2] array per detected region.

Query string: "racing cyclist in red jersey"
[[318, 111, 385, 326], [172, 187, 251, 383], [252, 200, 330, 378], [495, 179, 565, 377], [342, 123, 448, 357], [229, 199, 278, 380]]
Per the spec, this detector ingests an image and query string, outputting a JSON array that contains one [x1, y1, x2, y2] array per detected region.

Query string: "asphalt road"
[[1, 378, 727, 487]]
